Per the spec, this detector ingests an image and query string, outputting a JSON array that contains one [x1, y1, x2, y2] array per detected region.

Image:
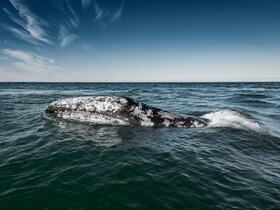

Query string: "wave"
[[201, 109, 262, 131]]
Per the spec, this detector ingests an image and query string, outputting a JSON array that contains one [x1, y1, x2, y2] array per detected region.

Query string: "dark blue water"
[[0, 82, 279, 210]]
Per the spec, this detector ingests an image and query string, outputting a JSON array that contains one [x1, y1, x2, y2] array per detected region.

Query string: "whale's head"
[[45, 104, 60, 114], [45, 96, 134, 125], [46, 104, 63, 115], [45, 101, 73, 116]]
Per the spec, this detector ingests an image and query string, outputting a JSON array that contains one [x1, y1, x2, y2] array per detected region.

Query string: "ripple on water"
[[0, 82, 280, 210]]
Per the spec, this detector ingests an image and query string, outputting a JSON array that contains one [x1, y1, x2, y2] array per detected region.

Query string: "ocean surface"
[[0, 82, 279, 210]]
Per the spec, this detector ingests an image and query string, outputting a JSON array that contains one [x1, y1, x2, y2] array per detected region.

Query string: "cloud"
[[55, 0, 79, 47], [2, 49, 62, 72], [1, 0, 125, 50], [3, 7, 25, 29], [81, 43, 92, 50], [65, 0, 80, 28], [0, 24, 38, 45], [111, 1, 125, 23], [92, 0, 125, 26], [58, 25, 78, 47], [6, 0, 51, 44], [82, 0, 92, 9], [92, 0, 105, 22]]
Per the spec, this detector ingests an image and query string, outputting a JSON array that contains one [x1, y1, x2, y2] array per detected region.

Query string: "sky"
[[0, 0, 280, 82]]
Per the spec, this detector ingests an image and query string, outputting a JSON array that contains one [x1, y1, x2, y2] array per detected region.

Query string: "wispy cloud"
[[58, 25, 78, 47], [6, 0, 51, 44], [1, 0, 125, 48], [55, 0, 79, 47], [111, 1, 125, 23], [82, 0, 92, 9], [81, 43, 92, 51], [3, 7, 25, 29], [65, 0, 80, 28], [2, 49, 62, 72], [92, 0, 125, 26], [92, 0, 105, 22], [0, 24, 38, 45]]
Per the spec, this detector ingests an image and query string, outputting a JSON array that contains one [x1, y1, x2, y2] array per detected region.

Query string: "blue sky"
[[0, 0, 280, 82]]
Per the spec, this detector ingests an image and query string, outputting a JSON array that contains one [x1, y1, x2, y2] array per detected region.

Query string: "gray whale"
[[46, 96, 209, 128]]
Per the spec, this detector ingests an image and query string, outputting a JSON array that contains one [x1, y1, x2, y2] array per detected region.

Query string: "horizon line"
[[0, 81, 279, 83]]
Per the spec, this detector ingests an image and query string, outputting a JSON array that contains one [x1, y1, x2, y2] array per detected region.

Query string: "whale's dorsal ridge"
[[46, 96, 208, 128]]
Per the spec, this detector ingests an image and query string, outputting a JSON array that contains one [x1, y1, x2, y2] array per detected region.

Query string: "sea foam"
[[201, 109, 262, 131]]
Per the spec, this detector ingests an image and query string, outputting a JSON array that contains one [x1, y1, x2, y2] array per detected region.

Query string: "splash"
[[201, 109, 262, 131]]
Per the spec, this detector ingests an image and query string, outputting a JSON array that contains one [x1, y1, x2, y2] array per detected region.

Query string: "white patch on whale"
[[59, 111, 129, 125], [162, 119, 171, 127], [130, 103, 154, 126], [158, 111, 175, 120], [50, 96, 128, 113]]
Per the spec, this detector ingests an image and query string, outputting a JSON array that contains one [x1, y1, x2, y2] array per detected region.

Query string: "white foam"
[[201, 109, 262, 131]]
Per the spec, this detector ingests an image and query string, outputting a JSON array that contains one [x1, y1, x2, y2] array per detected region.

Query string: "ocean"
[[0, 82, 279, 210]]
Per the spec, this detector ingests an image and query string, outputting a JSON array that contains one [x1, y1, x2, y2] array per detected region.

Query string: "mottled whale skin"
[[46, 96, 209, 128]]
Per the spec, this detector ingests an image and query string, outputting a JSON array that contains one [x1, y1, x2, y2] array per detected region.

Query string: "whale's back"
[[46, 96, 208, 127]]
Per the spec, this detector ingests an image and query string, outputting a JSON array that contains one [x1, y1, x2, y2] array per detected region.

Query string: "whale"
[[46, 96, 209, 128]]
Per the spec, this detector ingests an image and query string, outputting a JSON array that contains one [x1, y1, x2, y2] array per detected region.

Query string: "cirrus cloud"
[[6, 0, 51, 44], [2, 49, 62, 72]]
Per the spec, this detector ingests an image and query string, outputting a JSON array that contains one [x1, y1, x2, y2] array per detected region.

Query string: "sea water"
[[0, 82, 279, 210]]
